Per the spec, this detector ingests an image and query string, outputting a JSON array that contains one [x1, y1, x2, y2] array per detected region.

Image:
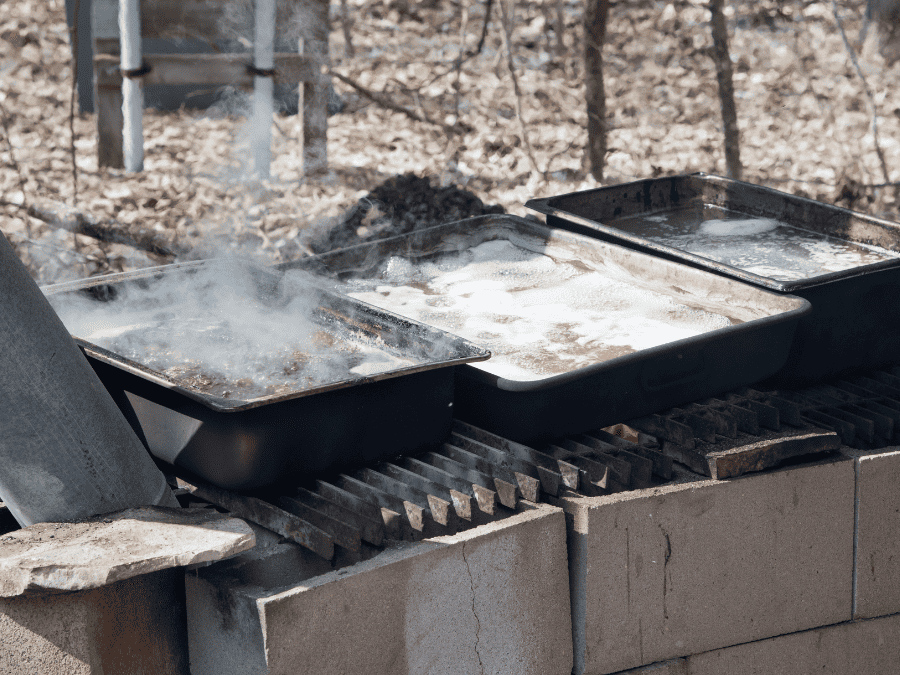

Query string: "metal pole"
[[119, 0, 143, 172], [252, 0, 276, 178]]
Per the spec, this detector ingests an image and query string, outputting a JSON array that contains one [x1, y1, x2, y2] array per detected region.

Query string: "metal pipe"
[[119, 0, 143, 172], [252, 0, 276, 178]]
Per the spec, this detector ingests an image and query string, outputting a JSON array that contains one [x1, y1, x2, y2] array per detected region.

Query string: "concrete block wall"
[[2, 448, 894, 674], [186, 503, 573, 675], [854, 449, 900, 620], [0, 568, 189, 675], [615, 612, 900, 674], [560, 447, 900, 675]]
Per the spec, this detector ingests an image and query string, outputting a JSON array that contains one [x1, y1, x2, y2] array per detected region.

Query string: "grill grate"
[[625, 366, 900, 479], [172, 419, 683, 560], [172, 365, 900, 561]]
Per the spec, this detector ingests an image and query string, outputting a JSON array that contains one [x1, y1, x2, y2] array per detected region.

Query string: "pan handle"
[[641, 351, 706, 392]]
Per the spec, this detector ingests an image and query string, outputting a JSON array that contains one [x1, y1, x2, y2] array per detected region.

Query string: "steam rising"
[[332, 237, 738, 381], [45, 261, 438, 401]]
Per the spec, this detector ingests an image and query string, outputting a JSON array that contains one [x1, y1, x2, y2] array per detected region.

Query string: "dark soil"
[[308, 173, 505, 253]]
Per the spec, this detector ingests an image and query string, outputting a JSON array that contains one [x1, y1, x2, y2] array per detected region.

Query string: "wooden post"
[[252, 0, 276, 178], [299, 0, 329, 175], [119, 0, 144, 172], [709, 0, 742, 180], [95, 58, 125, 168], [584, 0, 610, 181]]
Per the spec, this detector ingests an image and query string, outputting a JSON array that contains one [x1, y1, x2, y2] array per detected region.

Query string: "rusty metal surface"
[[292, 487, 384, 547], [277, 496, 361, 554], [705, 432, 841, 480], [179, 479, 334, 560]]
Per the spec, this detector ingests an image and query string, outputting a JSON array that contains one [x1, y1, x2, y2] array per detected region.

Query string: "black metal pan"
[[42, 260, 490, 490], [527, 173, 900, 385], [277, 214, 810, 444]]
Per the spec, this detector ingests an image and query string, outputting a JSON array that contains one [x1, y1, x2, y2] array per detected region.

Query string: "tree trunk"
[[555, 0, 566, 56], [584, 0, 610, 182], [709, 0, 742, 180]]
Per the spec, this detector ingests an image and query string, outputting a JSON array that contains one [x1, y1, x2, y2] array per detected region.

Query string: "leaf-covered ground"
[[2, 0, 900, 283]]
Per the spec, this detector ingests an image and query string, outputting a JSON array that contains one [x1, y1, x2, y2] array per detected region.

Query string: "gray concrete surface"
[[0, 568, 189, 674], [559, 457, 856, 675], [854, 448, 900, 620], [186, 503, 573, 675], [688, 613, 900, 674], [614, 613, 900, 674]]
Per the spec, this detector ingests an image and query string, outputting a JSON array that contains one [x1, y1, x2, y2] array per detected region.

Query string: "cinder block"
[[687, 613, 900, 674], [0, 568, 189, 674], [560, 458, 855, 674], [854, 448, 900, 619], [186, 503, 573, 675]]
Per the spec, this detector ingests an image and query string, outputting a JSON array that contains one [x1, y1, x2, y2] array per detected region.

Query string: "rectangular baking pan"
[[276, 214, 810, 444], [526, 173, 900, 385], [42, 260, 490, 490]]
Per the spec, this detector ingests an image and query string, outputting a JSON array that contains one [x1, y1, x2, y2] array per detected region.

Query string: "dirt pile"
[[308, 173, 504, 253]]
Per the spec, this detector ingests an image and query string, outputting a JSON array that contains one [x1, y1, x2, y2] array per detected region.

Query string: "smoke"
[[180, 84, 288, 263], [13, 230, 156, 285], [215, 0, 315, 55], [44, 260, 446, 401]]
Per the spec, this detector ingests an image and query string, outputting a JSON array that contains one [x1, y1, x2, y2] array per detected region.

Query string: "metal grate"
[[173, 365, 900, 561], [626, 367, 900, 479], [173, 419, 681, 560]]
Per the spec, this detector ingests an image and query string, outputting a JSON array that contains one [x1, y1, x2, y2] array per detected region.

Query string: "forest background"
[[1, 0, 899, 283]]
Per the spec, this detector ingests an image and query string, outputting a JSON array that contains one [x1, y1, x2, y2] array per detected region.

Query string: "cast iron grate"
[[172, 364, 900, 561]]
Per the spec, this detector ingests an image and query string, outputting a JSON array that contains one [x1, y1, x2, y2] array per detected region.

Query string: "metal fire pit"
[[42, 260, 490, 490], [526, 173, 900, 384], [276, 214, 810, 444]]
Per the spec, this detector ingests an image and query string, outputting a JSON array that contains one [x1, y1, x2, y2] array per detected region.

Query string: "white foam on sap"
[[699, 218, 780, 236], [615, 211, 900, 282], [47, 263, 421, 400], [340, 238, 735, 382]]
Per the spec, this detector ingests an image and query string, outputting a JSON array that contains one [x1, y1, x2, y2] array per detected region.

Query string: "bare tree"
[[709, 0, 742, 180], [584, 0, 610, 181]]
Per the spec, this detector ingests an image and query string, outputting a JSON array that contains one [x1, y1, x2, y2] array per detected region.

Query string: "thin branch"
[[409, 0, 495, 91], [328, 69, 472, 134], [452, 0, 470, 123], [4, 228, 108, 266], [553, 0, 565, 56], [67, 0, 80, 208], [339, 0, 355, 58], [497, 0, 542, 179], [475, 0, 494, 54], [545, 134, 584, 178], [709, 0, 742, 180], [0, 97, 31, 236], [8, 200, 186, 258], [832, 0, 891, 185]]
